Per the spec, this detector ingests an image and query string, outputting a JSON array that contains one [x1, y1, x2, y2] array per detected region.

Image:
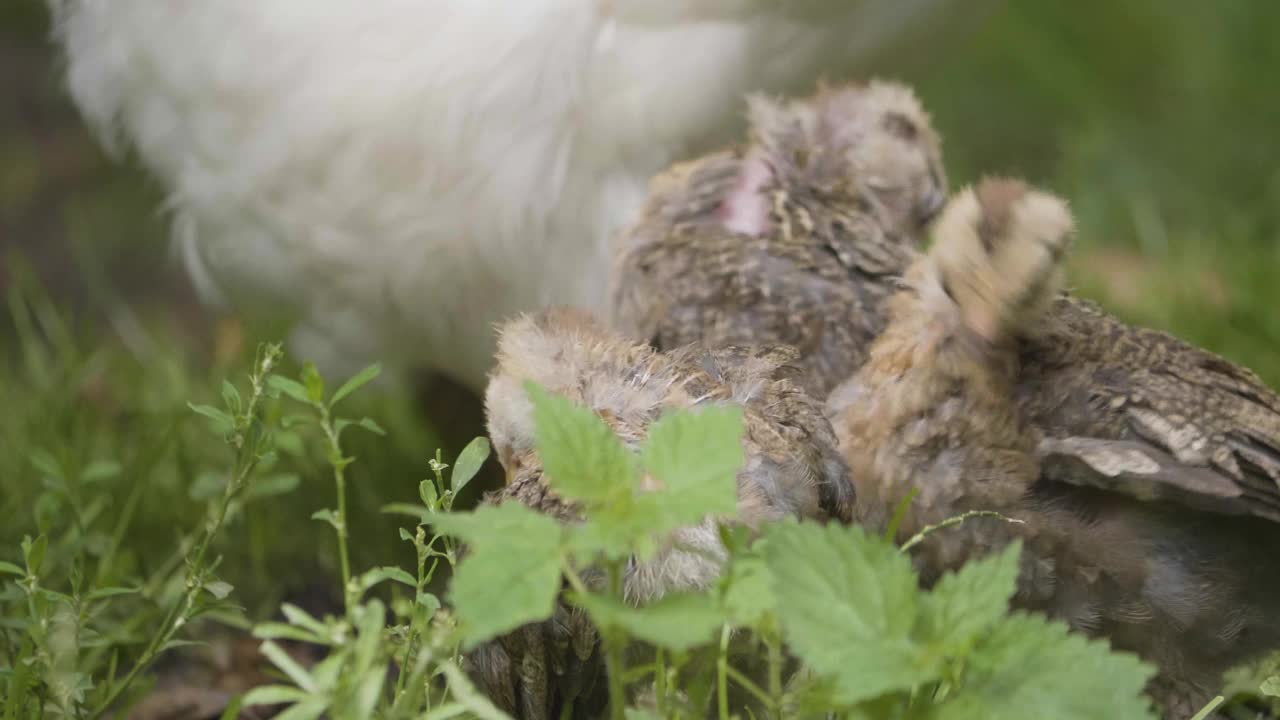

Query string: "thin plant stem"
[[603, 561, 627, 720], [90, 345, 279, 719], [899, 510, 1024, 553], [316, 402, 353, 615], [1188, 696, 1225, 720], [717, 624, 731, 720], [766, 628, 784, 720], [725, 665, 772, 710]]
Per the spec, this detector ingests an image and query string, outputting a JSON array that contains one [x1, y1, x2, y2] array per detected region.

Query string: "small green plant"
[[1, 342, 287, 718], [428, 381, 1160, 719]]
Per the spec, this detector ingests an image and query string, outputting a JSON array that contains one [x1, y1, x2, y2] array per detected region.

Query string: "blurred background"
[[2, 0, 1278, 608]]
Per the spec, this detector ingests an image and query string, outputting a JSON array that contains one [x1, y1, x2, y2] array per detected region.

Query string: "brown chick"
[[466, 307, 853, 719], [611, 79, 947, 398], [832, 179, 1280, 718]]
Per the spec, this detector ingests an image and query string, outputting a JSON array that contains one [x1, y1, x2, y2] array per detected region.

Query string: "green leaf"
[[451, 436, 491, 496], [1262, 675, 1280, 697], [418, 480, 439, 510], [311, 509, 341, 530], [919, 541, 1022, 655], [358, 566, 417, 592], [330, 363, 381, 408], [221, 379, 242, 411], [188, 403, 235, 433], [273, 698, 330, 720], [381, 503, 430, 522], [21, 534, 47, 576], [246, 473, 301, 500], [762, 520, 935, 704], [301, 362, 325, 404], [86, 586, 141, 602], [355, 417, 386, 436], [0, 561, 24, 577], [81, 460, 122, 483], [269, 375, 312, 404], [929, 612, 1157, 720], [639, 405, 743, 525], [432, 504, 563, 648], [204, 580, 235, 600], [241, 684, 312, 706], [720, 552, 776, 627], [260, 640, 317, 692], [575, 591, 723, 652], [526, 382, 636, 505], [252, 622, 329, 644]]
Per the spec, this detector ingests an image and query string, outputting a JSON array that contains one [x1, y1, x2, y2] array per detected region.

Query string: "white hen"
[[48, 0, 987, 389]]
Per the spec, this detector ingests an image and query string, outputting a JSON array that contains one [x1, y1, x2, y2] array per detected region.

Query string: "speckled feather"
[[611, 81, 943, 398], [467, 309, 853, 719], [832, 180, 1280, 716]]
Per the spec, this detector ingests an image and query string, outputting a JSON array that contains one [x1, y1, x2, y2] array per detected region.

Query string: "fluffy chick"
[[832, 179, 1280, 717], [468, 308, 853, 718], [611, 80, 946, 397]]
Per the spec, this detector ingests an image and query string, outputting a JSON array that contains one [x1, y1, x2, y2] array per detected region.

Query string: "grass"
[[2, 0, 1280, 716]]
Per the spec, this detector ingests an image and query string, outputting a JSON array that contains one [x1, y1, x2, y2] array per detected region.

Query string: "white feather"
[[48, 0, 979, 388]]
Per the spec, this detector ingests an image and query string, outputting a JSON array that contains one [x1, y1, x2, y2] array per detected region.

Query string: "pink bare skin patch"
[[716, 149, 773, 236]]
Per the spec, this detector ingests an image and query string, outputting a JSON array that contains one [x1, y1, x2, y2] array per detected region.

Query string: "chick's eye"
[[882, 112, 918, 141]]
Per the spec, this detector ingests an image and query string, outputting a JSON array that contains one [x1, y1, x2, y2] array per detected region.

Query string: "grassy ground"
[[2, 0, 1279, 715]]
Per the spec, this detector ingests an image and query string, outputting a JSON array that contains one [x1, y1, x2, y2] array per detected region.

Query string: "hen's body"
[[48, 0, 988, 388], [834, 180, 1280, 717], [471, 308, 852, 717]]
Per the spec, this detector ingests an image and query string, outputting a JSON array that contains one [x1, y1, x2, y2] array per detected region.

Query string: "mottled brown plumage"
[[466, 308, 853, 718], [611, 80, 946, 397], [832, 180, 1280, 717]]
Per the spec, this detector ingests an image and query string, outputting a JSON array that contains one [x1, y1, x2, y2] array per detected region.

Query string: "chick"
[[467, 308, 853, 718], [48, 0, 994, 390], [832, 179, 1280, 717], [611, 80, 946, 397]]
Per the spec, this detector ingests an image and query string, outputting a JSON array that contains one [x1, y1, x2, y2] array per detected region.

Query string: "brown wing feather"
[[1026, 297, 1280, 522]]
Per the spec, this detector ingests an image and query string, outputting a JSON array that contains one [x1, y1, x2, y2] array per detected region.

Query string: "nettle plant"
[[9, 345, 1239, 719], [421, 384, 1161, 720]]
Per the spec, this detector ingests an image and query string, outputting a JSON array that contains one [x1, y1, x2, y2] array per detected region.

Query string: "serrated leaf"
[[929, 612, 1157, 720], [639, 405, 743, 524], [432, 504, 563, 648], [0, 561, 24, 576], [418, 480, 439, 510], [359, 566, 417, 592], [188, 403, 234, 433], [526, 382, 635, 505], [1262, 675, 1280, 697], [720, 552, 776, 626], [575, 591, 723, 652], [919, 541, 1022, 655], [762, 520, 935, 704], [330, 363, 381, 408], [269, 375, 312, 404], [451, 437, 491, 495]]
